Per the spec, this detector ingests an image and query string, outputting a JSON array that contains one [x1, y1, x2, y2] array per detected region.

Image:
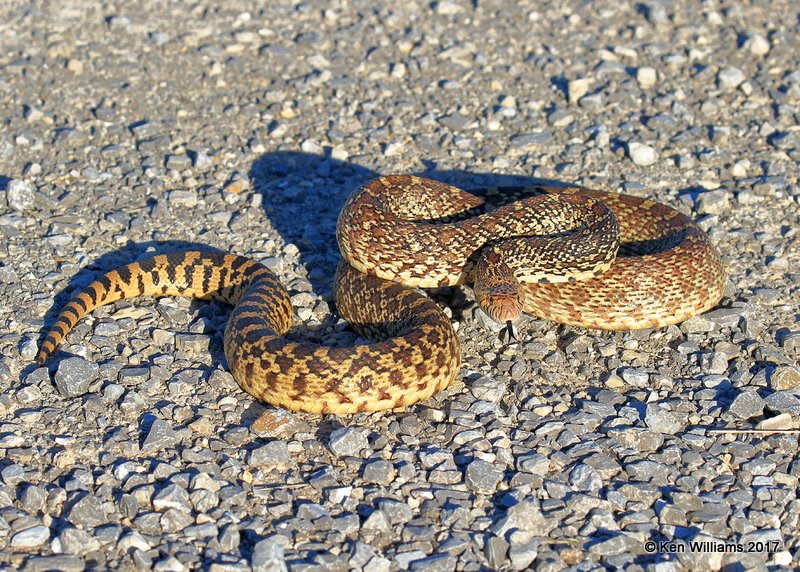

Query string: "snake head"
[[473, 254, 524, 325], [474, 279, 524, 324], [483, 287, 524, 323]]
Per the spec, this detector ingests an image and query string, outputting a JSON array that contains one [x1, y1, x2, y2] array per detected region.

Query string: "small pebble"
[[636, 67, 657, 88], [770, 366, 800, 390], [695, 190, 730, 215], [251, 538, 287, 572], [55, 357, 99, 398], [362, 459, 395, 485], [510, 131, 553, 149], [141, 419, 177, 452], [743, 33, 770, 56], [645, 403, 686, 435], [6, 179, 36, 211], [11, 525, 50, 548], [469, 375, 507, 402], [249, 441, 291, 468], [717, 66, 746, 91], [153, 484, 192, 512], [328, 427, 369, 457], [626, 142, 658, 166], [568, 78, 590, 104], [729, 390, 766, 419], [465, 458, 503, 493], [65, 493, 107, 528]]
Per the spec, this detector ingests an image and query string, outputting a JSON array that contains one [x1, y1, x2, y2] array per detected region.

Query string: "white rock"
[[6, 179, 36, 212], [300, 139, 322, 154], [627, 142, 658, 166], [383, 141, 403, 156], [435, 0, 463, 15], [717, 66, 746, 91], [330, 146, 349, 161], [636, 67, 657, 88], [731, 160, 749, 178], [11, 525, 49, 548], [118, 531, 152, 552], [744, 33, 770, 56], [568, 78, 590, 104]]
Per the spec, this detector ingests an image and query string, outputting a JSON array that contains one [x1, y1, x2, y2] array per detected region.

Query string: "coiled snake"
[[37, 175, 725, 413]]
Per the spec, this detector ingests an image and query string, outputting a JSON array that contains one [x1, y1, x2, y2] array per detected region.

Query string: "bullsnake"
[[37, 175, 725, 413]]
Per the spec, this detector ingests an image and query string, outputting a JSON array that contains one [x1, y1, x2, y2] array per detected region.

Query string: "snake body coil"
[[36, 175, 725, 413]]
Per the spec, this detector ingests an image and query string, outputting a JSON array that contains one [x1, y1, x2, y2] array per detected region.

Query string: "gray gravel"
[[0, 0, 799, 570]]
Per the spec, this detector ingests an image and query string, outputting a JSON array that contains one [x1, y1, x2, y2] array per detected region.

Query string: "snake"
[[36, 175, 725, 414]]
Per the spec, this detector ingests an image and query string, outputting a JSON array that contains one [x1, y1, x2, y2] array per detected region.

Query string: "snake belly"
[[37, 175, 725, 413]]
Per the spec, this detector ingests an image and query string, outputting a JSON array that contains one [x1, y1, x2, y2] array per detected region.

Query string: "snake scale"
[[37, 175, 725, 414]]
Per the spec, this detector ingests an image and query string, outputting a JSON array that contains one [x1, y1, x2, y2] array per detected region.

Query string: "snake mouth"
[[483, 294, 523, 324]]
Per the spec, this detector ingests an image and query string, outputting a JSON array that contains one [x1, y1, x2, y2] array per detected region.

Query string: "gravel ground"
[[1, 1, 799, 570]]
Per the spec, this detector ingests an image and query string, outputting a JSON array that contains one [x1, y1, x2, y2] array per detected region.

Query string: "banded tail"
[[36, 251, 272, 365]]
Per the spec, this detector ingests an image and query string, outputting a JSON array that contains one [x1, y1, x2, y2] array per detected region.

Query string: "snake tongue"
[[505, 320, 517, 341]]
